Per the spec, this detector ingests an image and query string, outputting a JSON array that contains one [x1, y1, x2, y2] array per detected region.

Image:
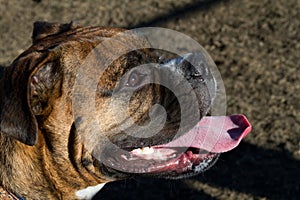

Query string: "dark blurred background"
[[0, 0, 299, 199]]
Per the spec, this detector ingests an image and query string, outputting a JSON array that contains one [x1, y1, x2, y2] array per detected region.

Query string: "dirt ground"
[[0, 0, 299, 199]]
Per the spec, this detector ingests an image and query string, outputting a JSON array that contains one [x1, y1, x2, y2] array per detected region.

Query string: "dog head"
[[0, 22, 251, 183]]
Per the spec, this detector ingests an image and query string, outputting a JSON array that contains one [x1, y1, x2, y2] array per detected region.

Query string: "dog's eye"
[[126, 71, 144, 87]]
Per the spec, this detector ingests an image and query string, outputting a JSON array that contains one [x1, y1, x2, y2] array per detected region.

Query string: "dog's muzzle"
[[159, 53, 216, 99], [90, 53, 251, 178]]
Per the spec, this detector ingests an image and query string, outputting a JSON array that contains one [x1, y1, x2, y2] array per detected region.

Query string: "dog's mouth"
[[100, 114, 251, 177]]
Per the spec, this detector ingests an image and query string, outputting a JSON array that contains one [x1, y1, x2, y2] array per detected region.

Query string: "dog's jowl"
[[0, 22, 251, 200]]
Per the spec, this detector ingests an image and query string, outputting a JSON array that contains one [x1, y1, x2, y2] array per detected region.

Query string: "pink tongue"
[[156, 114, 251, 153]]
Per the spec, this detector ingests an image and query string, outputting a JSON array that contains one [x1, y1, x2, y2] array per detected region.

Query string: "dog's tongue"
[[157, 115, 251, 153]]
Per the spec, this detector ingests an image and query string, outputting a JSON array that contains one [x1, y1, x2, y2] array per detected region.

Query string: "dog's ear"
[[0, 65, 38, 146], [0, 54, 62, 146], [29, 61, 62, 116], [32, 21, 78, 43]]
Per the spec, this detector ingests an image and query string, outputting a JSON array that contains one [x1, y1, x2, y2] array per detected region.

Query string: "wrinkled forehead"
[[12, 26, 154, 80]]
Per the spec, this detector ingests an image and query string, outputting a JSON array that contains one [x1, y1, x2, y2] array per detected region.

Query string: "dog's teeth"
[[132, 147, 154, 155]]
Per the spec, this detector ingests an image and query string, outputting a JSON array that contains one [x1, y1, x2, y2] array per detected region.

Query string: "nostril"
[[158, 53, 209, 82], [191, 73, 204, 82], [180, 59, 207, 82]]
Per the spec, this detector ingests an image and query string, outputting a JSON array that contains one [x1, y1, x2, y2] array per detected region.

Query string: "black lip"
[[98, 146, 219, 178], [161, 154, 220, 179]]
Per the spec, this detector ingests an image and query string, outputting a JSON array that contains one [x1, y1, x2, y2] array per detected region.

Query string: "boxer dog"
[[0, 22, 251, 199]]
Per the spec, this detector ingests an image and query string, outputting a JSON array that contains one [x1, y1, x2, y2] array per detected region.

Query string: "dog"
[[0, 22, 251, 199]]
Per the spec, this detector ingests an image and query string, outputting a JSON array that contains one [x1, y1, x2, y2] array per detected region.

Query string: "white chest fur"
[[76, 183, 106, 200]]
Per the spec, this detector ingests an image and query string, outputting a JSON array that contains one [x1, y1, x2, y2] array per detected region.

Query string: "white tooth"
[[143, 147, 154, 154], [132, 147, 154, 155]]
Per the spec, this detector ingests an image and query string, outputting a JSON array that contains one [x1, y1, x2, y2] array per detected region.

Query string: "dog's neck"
[[0, 123, 103, 199], [0, 132, 73, 199], [0, 131, 45, 199]]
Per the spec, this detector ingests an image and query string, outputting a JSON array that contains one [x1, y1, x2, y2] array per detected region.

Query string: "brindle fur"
[[0, 22, 211, 199]]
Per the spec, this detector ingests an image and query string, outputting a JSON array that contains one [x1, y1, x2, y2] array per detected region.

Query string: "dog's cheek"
[[30, 62, 63, 115]]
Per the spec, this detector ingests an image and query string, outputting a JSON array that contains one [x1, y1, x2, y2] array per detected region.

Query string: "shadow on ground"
[[129, 0, 230, 28]]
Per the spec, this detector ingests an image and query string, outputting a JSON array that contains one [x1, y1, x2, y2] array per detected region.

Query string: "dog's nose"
[[160, 53, 209, 79], [159, 53, 216, 97]]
